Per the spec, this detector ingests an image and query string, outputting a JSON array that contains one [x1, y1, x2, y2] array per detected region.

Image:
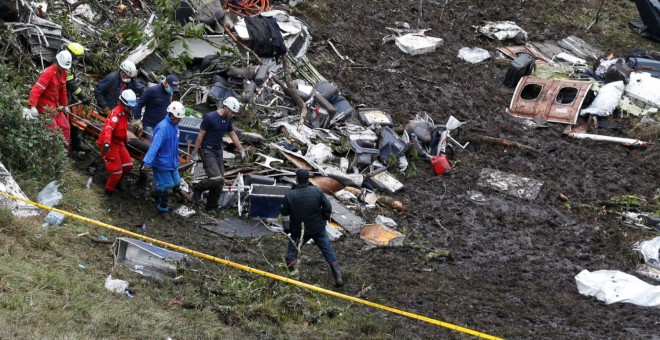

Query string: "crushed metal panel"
[[201, 217, 274, 238], [0, 162, 39, 217], [497, 44, 555, 66], [507, 76, 593, 124], [528, 41, 566, 61], [360, 224, 405, 247], [113, 237, 187, 280], [477, 168, 543, 201], [556, 36, 603, 60], [327, 195, 363, 234]]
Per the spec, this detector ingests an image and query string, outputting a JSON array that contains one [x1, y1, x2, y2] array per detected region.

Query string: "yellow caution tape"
[[0, 192, 502, 340]]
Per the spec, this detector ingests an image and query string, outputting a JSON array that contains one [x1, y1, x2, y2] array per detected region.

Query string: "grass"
[[0, 167, 408, 338]]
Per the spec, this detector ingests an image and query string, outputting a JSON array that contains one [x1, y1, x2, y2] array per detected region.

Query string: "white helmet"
[[119, 60, 138, 77], [119, 89, 138, 108], [167, 101, 185, 118], [56, 50, 72, 69], [223, 96, 241, 113]]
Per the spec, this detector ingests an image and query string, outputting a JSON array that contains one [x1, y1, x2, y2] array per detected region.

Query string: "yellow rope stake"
[[1, 192, 502, 340]]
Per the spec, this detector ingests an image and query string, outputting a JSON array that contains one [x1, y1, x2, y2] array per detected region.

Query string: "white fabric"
[[575, 269, 660, 307]]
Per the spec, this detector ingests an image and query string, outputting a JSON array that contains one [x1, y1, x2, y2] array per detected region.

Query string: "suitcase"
[[503, 53, 535, 87], [178, 117, 202, 147]]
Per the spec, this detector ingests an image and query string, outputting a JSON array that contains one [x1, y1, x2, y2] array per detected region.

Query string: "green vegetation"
[[0, 65, 67, 192]]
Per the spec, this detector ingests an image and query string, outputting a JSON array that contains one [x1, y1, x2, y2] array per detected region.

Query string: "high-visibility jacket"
[[98, 105, 129, 146], [28, 64, 68, 113]]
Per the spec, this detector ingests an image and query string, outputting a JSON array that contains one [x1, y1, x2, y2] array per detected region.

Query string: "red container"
[[430, 155, 451, 175]]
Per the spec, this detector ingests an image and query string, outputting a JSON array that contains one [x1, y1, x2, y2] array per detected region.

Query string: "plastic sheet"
[[575, 269, 660, 307]]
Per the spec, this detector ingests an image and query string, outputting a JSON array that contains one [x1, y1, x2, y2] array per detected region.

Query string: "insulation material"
[[395, 34, 444, 56], [580, 81, 624, 117], [458, 47, 491, 63]]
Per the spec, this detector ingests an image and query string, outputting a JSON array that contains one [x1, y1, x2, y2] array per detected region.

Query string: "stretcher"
[[67, 103, 194, 172]]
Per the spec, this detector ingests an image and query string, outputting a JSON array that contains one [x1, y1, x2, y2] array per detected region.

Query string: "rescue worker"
[[133, 74, 180, 140], [280, 169, 344, 287], [94, 60, 144, 116], [191, 97, 246, 211], [143, 101, 186, 220], [28, 50, 72, 150], [97, 89, 137, 197], [63, 42, 92, 152]]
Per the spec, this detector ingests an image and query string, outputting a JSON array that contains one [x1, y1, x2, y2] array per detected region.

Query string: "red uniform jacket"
[[98, 106, 129, 145], [28, 64, 68, 113]]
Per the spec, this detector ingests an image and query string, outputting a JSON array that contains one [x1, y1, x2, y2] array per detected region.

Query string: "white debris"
[[375, 215, 397, 228], [625, 72, 660, 108], [581, 81, 624, 117], [72, 4, 96, 23], [174, 205, 196, 218], [575, 269, 660, 307], [0, 161, 39, 217], [105, 275, 129, 294], [457, 47, 491, 63], [555, 52, 587, 65], [395, 33, 444, 56], [334, 189, 357, 201], [305, 143, 335, 165], [477, 21, 527, 42]]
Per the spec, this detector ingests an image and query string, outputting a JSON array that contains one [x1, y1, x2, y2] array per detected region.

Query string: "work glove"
[[239, 149, 246, 160], [29, 106, 39, 119], [192, 153, 201, 162], [81, 96, 91, 105], [101, 143, 110, 155]]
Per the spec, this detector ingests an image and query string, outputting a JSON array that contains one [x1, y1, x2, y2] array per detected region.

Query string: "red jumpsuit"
[[97, 105, 134, 191], [28, 63, 70, 149]]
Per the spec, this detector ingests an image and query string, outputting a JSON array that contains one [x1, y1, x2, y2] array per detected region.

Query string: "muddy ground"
[[82, 0, 659, 338]]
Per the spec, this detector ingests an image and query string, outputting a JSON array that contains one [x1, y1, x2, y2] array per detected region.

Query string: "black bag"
[[245, 15, 287, 58], [503, 53, 535, 87], [603, 59, 632, 84]]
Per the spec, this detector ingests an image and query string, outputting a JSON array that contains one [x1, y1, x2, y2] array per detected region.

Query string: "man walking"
[[133, 75, 180, 140], [63, 42, 92, 152], [97, 89, 137, 197], [280, 169, 343, 287], [143, 101, 186, 220], [28, 50, 73, 150], [191, 97, 246, 211], [94, 60, 144, 116]]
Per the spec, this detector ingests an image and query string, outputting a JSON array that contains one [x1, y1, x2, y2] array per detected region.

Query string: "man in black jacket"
[[280, 169, 343, 287]]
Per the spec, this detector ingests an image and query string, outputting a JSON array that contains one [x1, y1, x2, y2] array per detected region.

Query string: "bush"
[[0, 65, 67, 182]]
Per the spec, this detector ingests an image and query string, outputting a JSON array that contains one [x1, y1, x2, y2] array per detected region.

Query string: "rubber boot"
[[329, 262, 344, 287], [156, 191, 171, 221]]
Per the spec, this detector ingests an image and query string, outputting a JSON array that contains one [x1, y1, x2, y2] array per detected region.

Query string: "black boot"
[[329, 262, 344, 287], [104, 189, 114, 198]]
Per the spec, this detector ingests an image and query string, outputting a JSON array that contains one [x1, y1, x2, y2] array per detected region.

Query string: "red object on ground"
[[430, 155, 451, 175]]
